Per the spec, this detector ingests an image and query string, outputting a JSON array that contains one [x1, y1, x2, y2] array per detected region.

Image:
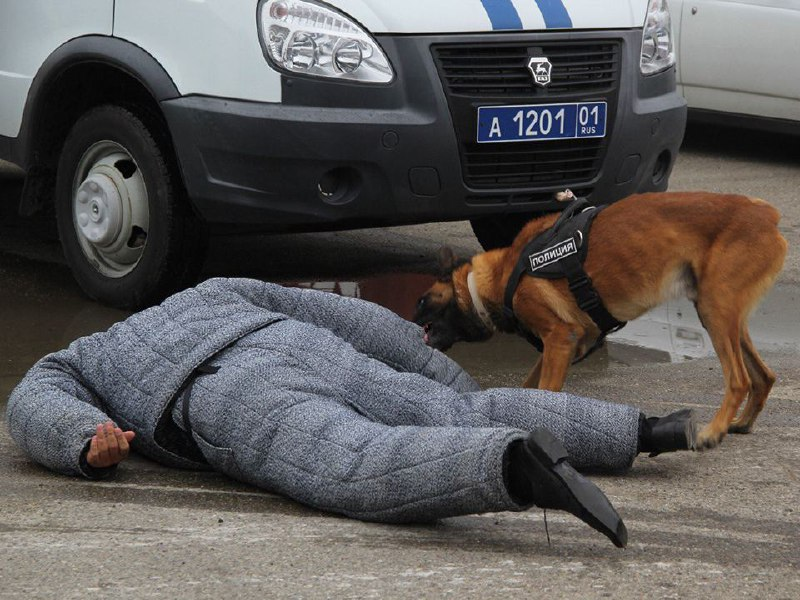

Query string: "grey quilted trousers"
[[178, 319, 640, 524]]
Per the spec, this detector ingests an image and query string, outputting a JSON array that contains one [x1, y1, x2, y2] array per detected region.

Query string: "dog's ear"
[[437, 246, 457, 276]]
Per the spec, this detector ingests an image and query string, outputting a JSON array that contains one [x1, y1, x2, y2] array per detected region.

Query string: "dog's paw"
[[727, 420, 753, 435], [695, 425, 725, 450]]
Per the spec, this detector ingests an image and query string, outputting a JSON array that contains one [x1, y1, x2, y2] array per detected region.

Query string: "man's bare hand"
[[86, 422, 136, 469]]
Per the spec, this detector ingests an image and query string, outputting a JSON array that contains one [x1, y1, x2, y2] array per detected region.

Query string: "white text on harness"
[[528, 238, 577, 272]]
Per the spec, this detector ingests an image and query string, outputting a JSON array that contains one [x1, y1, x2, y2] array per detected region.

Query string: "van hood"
[[333, 0, 648, 34]]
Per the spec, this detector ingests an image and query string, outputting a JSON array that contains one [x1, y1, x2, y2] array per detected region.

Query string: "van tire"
[[55, 105, 207, 309]]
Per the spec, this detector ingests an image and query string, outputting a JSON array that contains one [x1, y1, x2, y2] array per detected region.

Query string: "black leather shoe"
[[519, 428, 628, 548], [639, 409, 696, 457]]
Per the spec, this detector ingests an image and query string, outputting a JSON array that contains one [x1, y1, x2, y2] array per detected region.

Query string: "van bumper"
[[162, 31, 686, 231]]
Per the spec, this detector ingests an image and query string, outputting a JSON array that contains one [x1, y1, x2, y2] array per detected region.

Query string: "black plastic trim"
[[4, 28, 687, 228], [11, 35, 179, 169], [0, 134, 15, 165], [162, 31, 686, 230]]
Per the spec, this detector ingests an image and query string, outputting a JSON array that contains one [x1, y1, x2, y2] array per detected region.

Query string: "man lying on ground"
[[6, 278, 694, 548]]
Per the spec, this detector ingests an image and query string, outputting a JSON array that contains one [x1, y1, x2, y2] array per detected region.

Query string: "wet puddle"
[[290, 276, 800, 371], [0, 256, 129, 398], [607, 285, 800, 361]]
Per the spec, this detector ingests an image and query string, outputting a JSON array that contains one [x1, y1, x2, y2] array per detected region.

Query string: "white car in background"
[[672, 0, 800, 129]]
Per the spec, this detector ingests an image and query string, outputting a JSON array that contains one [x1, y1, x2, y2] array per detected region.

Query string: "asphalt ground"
[[0, 122, 799, 599]]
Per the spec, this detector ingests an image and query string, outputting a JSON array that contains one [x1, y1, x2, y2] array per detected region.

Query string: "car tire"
[[470, 212, 544, 250], [55, 105, 207, 309]]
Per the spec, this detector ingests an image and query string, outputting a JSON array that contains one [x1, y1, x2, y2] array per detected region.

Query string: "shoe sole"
[[526, 428, 628, 548]]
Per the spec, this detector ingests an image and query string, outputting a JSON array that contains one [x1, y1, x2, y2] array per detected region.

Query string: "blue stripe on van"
[[534, 0, 573, 28], [479, 0, 523, 30]]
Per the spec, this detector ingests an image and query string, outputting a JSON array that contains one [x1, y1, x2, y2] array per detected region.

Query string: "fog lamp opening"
[[318, 167, 359, 205], [652, 150, 671, 185]]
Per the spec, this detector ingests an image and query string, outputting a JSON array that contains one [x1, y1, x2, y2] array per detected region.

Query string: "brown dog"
[[413, 192, 787, 449]]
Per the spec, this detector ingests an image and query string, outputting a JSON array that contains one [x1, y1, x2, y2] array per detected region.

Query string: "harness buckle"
[[568, 274, 591, 291], [578, 293, 601, 312]]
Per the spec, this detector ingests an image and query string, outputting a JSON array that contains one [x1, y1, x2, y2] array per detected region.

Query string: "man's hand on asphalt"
[[86, 422, 135, 468]]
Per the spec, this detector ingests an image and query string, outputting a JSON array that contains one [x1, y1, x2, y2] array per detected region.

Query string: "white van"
[[0, 0, 685, 308]]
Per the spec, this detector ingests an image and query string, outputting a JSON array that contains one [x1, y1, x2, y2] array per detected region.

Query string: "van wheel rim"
[[72, 141, 150, 278]]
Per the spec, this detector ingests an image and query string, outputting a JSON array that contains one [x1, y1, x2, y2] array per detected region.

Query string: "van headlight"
[[640, 0, 675, 75], [258, 0, 394, 84]]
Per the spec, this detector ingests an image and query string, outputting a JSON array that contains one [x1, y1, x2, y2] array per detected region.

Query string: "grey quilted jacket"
[[7, 278, 640, 522]]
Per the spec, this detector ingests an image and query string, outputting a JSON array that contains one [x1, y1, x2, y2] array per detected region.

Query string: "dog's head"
[[413, 247, 493, 351]]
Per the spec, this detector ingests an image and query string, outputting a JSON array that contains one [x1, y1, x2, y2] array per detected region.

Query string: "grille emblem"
[[527, 57, 552, 87]]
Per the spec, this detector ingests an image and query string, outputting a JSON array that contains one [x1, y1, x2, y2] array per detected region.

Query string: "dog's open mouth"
[[422, 322, 432, 345]]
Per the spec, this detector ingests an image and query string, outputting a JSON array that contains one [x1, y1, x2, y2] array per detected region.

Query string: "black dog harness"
[[502, 197, 626, 361]]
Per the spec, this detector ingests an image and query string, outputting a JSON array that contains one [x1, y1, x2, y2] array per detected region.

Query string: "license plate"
[[477, 101, 607, 144]]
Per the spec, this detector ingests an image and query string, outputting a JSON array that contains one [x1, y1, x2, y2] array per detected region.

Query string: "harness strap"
[[503, 197, 592, 317], [502, 197, 626, 363], [559, 253, 623, 334]]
